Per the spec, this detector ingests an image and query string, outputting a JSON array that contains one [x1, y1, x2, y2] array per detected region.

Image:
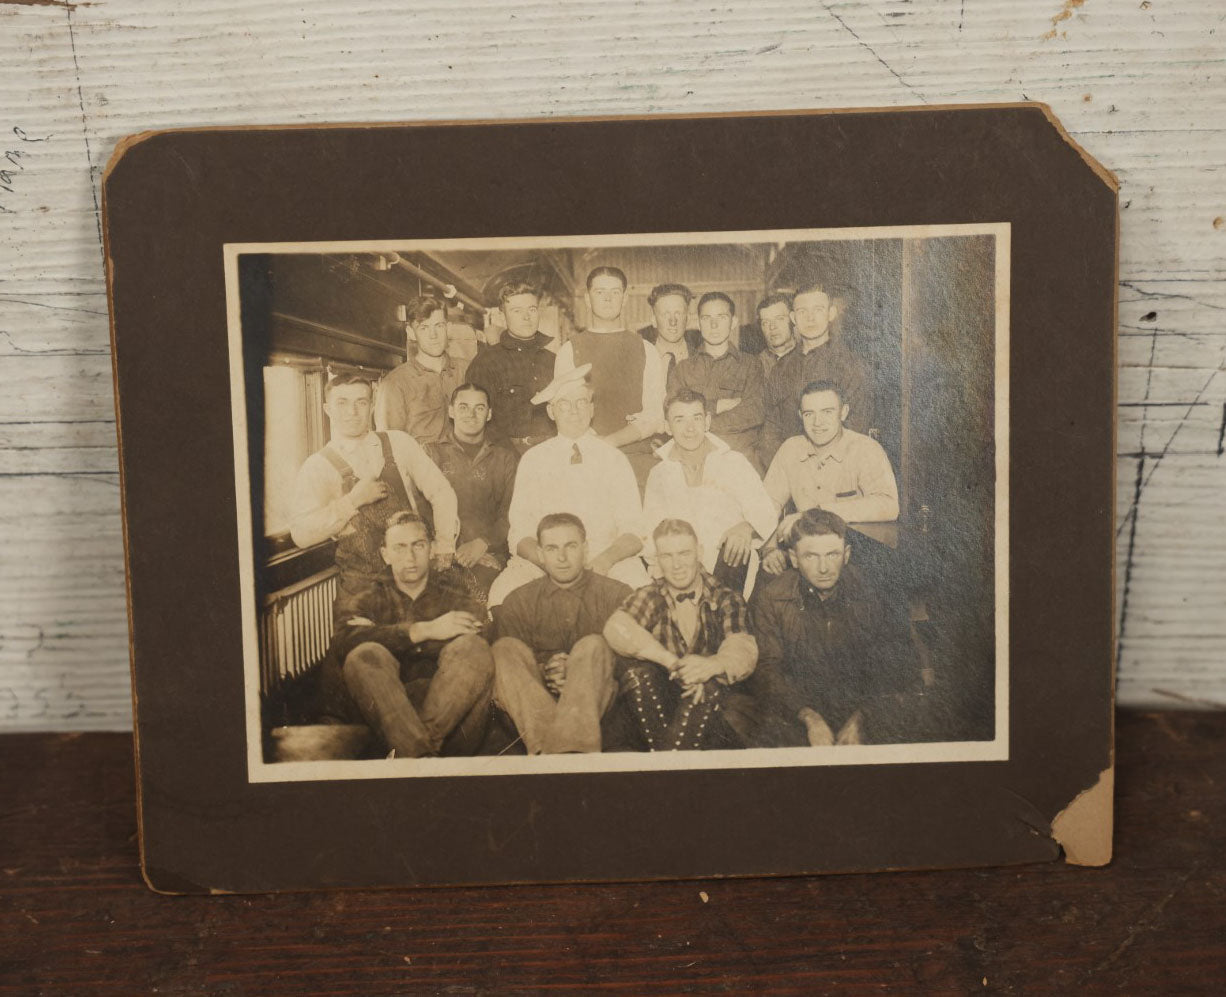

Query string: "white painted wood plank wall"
[[1, 0, 1222, 729]]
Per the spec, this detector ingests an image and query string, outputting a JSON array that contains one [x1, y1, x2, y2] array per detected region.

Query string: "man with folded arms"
[[604, 519, 758, 751], [668, 291, 766, 469], [491, 513, 630, 754], [643, 388, 778, 595], [488, 363, 649, 607], [761, 379, 898, 575], [329, 511, 494, 758], [747, 508, 920, 747], [759, 277, 871, 466]]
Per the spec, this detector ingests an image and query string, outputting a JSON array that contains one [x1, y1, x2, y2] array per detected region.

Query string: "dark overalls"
[[321, 432, 430, 626]]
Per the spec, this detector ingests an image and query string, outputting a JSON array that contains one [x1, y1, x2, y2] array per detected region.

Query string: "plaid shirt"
[[618, 571, 751, 659]]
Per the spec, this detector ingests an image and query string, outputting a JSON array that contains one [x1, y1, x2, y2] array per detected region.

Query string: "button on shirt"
[[506, 431, 646, 555], [643, 434, 779, 573], [764, 429, 899, 525]]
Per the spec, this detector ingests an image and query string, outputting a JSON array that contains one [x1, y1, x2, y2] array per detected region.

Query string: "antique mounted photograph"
[[225, 223, 1010, 782], [107, 108, 1115, 890]]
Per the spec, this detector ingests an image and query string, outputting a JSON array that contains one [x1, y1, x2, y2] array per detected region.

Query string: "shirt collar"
[[499, 331, 552, 351], [799, 429, 850, 464], [553, 428, 598, 453], [700, 342, 741, 361], [412, 351, 449, 374], [330, 430, 375, 455], [656, 432, 731, 461], [547, 569, 593, 595], [443, 426, 490, 459], [659, 570, 721, 611]]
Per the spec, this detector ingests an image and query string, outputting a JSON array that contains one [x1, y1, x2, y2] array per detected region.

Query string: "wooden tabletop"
[[2, 709, 1223, 995]]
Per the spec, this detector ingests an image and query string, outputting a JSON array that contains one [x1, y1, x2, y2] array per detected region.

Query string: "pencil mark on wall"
[[65, 7, 104, 266], [820, 3, 929, 103], [1116, 456, 1143, 668]]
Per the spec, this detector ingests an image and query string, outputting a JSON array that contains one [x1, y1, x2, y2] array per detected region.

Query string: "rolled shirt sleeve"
[[289, 453, 359, 549], [822, 436, 899, 523], [388, 431, 460, 552]]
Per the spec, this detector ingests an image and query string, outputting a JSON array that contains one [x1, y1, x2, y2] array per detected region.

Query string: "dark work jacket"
[[747, 565, 916, 735], [425, 432, 519, 561], [465, 332, 555, 443]]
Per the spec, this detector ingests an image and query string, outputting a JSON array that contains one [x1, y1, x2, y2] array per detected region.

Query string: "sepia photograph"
[[225, 224, 1010, 781]]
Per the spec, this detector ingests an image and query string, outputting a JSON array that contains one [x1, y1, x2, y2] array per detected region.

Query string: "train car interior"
[[239, 234, 998, 755]]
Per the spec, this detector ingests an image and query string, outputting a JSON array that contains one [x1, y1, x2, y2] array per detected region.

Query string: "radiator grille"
[[260, 569, 337, 694]]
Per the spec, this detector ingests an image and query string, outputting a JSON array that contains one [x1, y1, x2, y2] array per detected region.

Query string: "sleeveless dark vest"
[[321, 432, 430, 583], [570, 329, 646, 437]]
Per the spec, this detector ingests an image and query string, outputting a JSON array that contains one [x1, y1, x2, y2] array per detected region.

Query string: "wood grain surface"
[[1, 1, 1224, 729], [0, 709, 1222, 993]]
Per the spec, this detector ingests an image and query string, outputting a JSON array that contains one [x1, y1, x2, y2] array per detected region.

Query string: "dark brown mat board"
[[103, 106, 1116, 893]]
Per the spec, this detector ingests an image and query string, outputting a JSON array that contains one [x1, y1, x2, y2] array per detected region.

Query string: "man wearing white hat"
[[486, 363, 650, 608]]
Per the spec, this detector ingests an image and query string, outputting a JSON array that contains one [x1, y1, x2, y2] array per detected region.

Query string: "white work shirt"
[[289, 430, 459, 552], [764, 428, 899, 525], [643, 434, 780, 571], [506, 430, 646, 554]]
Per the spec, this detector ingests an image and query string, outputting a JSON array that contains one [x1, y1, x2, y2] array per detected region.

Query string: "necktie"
[[675, 591, 696, 602], [570, 443, 583, 465]]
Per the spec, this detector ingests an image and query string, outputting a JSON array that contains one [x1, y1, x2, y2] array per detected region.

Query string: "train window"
[[263, 361, 327, 539]]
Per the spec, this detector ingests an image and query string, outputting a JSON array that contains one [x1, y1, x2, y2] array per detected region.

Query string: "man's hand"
[[714, 397, 741, 415], [417, 610, 483, 643], [542, 652, 568, 696], [719, 521, 756, 567], [454, 538, 489, 568], [431, 548, 455, 573], [348, 478, 389, 508], [799, 707, 834, 747], [761, 548, 788, 575], [674, 654, 721, 688], [836, 711, 863, 746]]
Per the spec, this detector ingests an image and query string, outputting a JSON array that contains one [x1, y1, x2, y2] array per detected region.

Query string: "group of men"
[[287, 265, 917, 758]]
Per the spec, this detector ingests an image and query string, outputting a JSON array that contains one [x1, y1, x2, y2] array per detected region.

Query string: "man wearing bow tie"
[[603, 519, 758, 751]]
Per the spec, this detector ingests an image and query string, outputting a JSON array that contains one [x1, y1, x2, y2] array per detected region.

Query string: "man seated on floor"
[[488, 363, 649, 607], [643, 388, 779, 596], [746, 508, 920, 747], [491, 513, 631, 754], [425, 382, 519, 597], [604, 519, 758, 751], [328, 511, 494, 759], [761, 378, 898, 575]]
